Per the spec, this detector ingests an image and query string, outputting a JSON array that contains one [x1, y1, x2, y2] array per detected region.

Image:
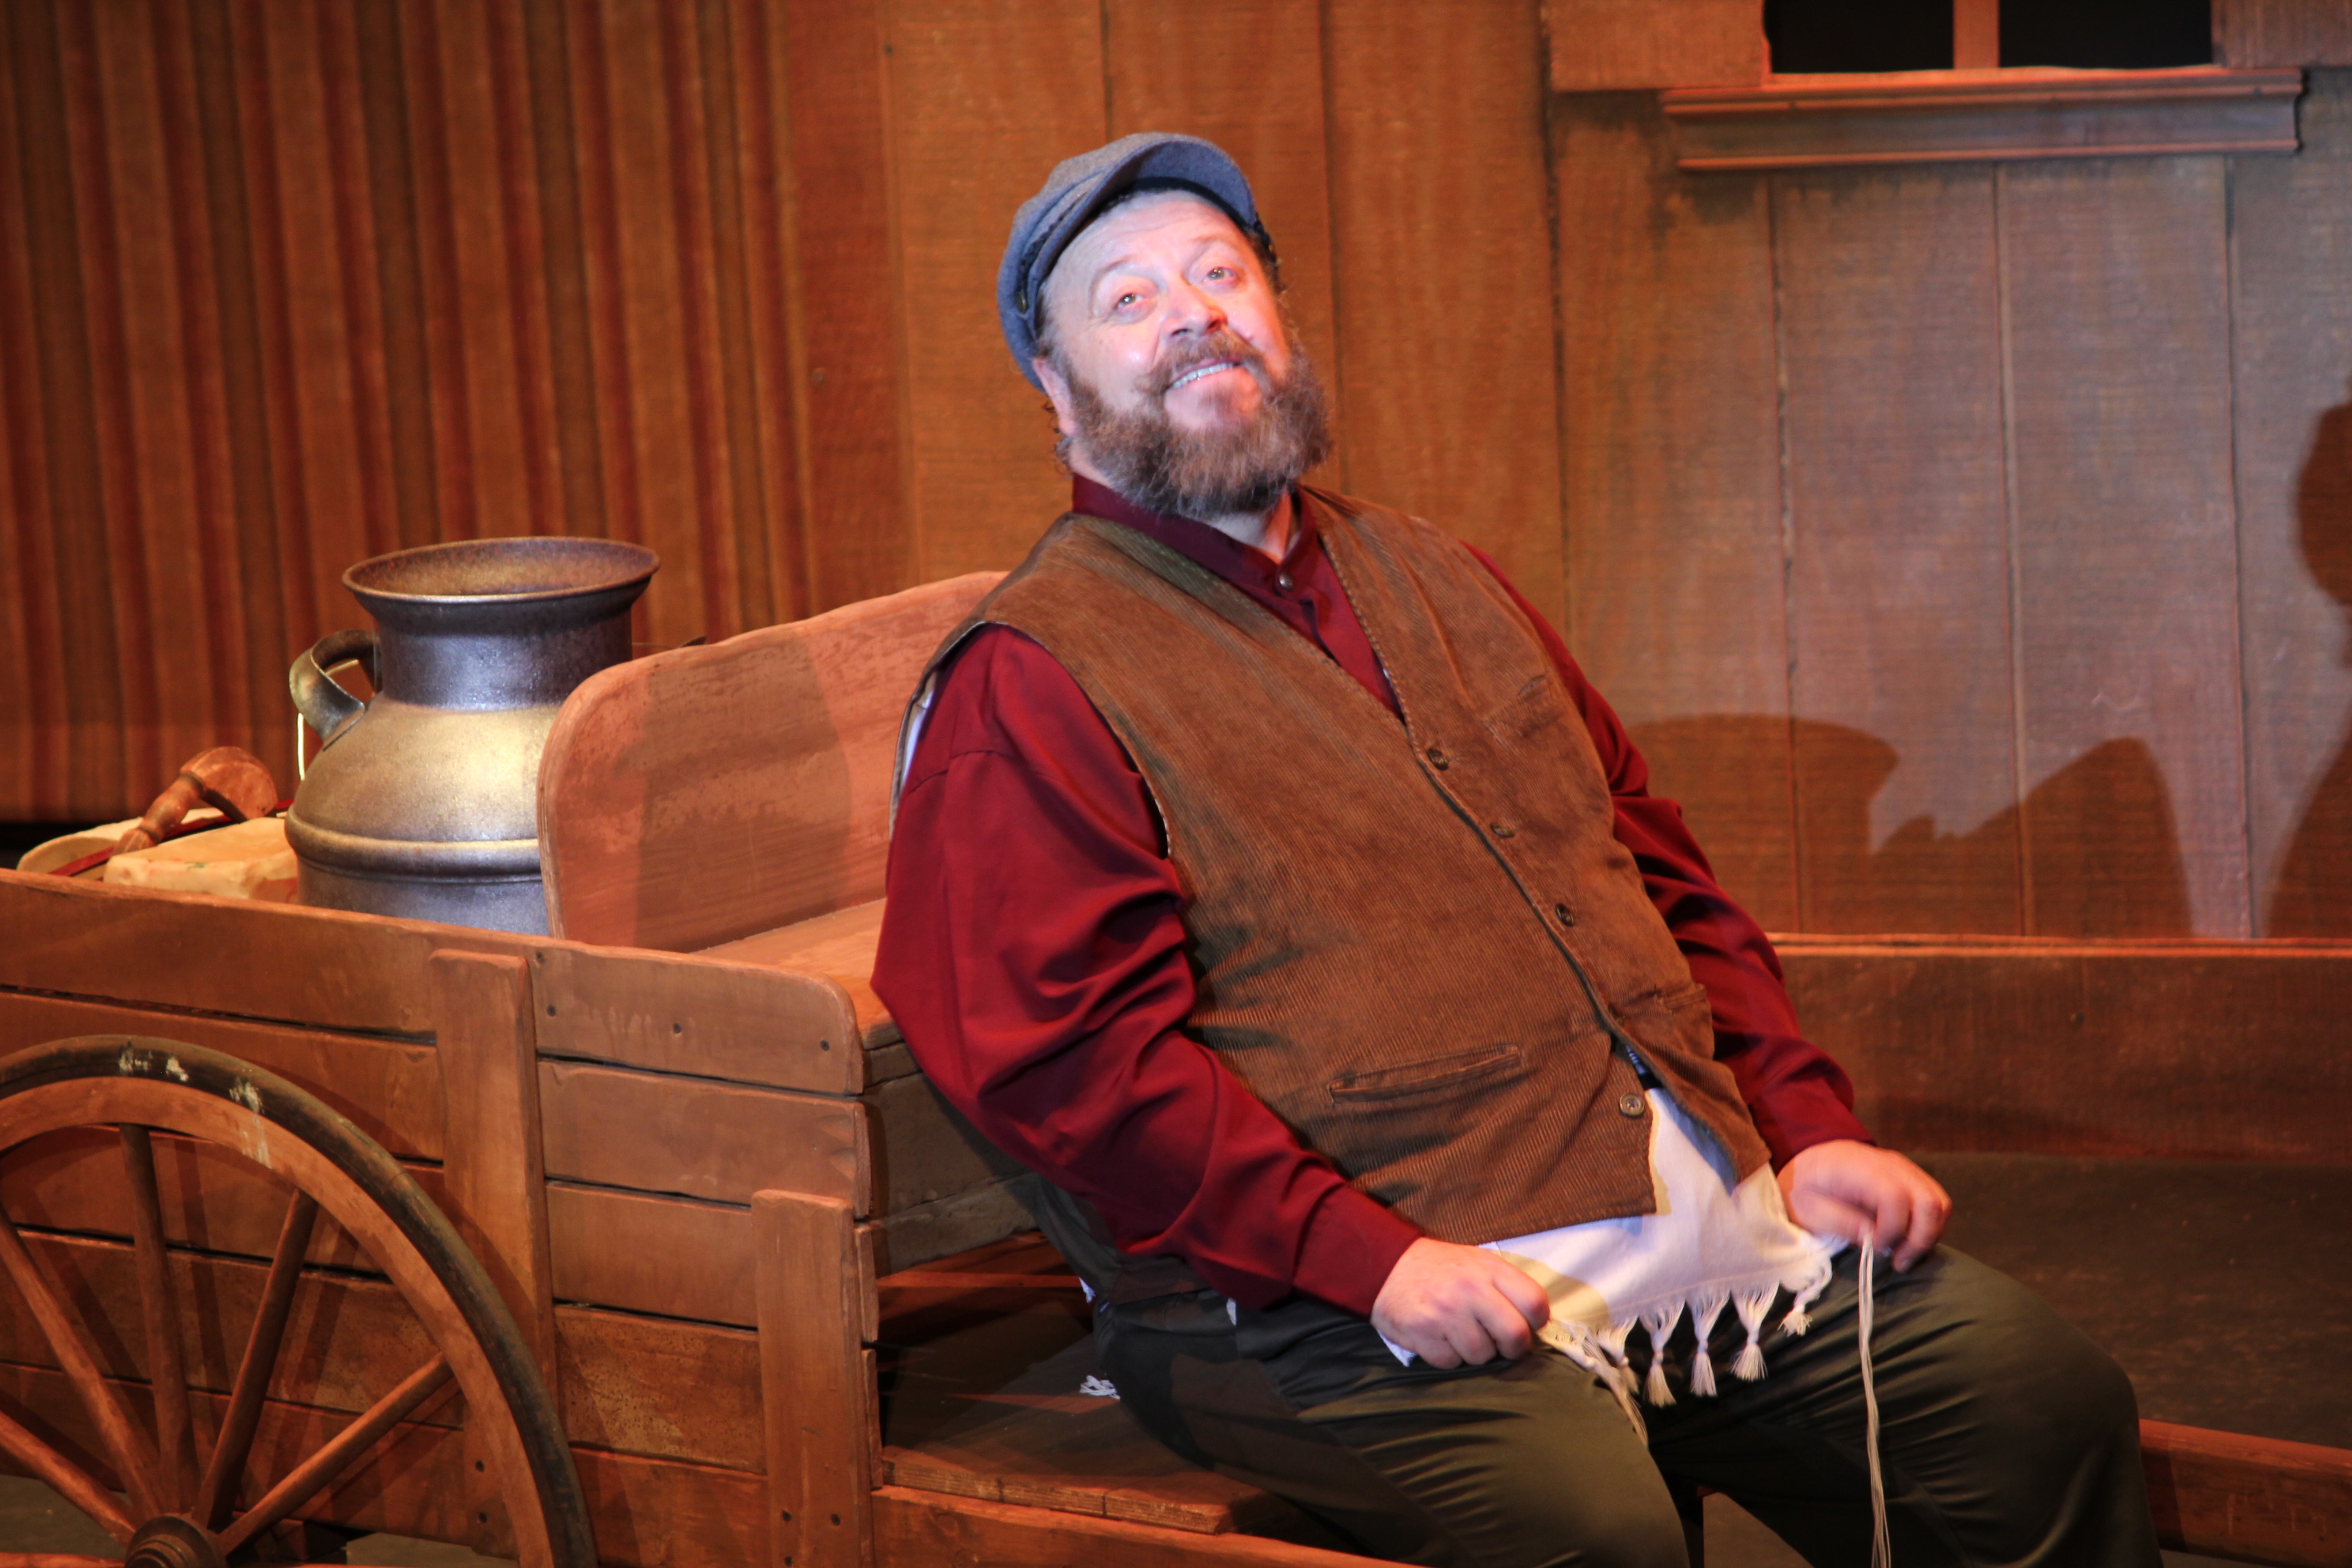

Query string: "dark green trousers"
[[1099, 1247, 2159, 1568]]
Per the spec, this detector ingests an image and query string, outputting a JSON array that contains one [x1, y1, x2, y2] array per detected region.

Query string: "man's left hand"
[[1777, 1140, 1951, 1271]]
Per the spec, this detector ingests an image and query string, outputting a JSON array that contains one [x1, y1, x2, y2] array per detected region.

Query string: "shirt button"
[[1275, 570, 1294, 592], [1426, 747, 1450, 770], [1618, 1092, 1646, 1118], [1553, 902, 1575, 927], [1489, 823, 1516, 839]]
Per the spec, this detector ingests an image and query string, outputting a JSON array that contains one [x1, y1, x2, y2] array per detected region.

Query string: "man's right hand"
[[1370, 1237, 1550, 1369]]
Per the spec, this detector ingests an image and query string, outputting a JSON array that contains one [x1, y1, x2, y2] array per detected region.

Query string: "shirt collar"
[[1068, 476, 1315, 595]]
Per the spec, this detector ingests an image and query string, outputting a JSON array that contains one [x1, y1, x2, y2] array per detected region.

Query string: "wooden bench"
[[534, 576, 2352, 1568]]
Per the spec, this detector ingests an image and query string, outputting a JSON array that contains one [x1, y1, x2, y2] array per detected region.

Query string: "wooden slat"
[[546, 1176, 1039, 1326], [1322, 0, 1565, 622], [571, 1443, 771, 1568], [1772, 165, 2020, 934], [0, 1125, 439, 1273], [885, 0, 1105, 581], [1999, 157, 2249, 938], [2142, 1419, 2352, 1567], [530, 939, 863, 1094], [0, 988, 444, 1159], [2217, 0, 2352, 66], [702, 898, 898, 1049], [429, 950, 556, 1384], [777, 0, 913, 612], [1775, 935, 2352, 1162], [756, 1190, 871, 1568], [2227, 70, 2352, 936], [555, 1304, 762, 1472], [539, 1060, 872, 1211], [1553, 94, 1795, 928], [1100, 0, 1339, 466], [1546, 0, 1761, 91], [535, 572, 999, 956]]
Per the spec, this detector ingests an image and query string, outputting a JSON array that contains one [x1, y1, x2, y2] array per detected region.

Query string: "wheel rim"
[[0, 1036, 594, 1568]]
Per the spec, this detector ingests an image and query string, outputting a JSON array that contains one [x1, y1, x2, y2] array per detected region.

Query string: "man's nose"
[[1164, 279, 1226, 338]]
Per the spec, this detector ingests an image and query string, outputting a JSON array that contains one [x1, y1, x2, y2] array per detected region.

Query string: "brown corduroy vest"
[[917, 491, 1771, 1268]]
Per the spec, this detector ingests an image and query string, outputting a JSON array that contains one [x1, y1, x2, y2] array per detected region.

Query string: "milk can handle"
[[289, 629, 380, 748]]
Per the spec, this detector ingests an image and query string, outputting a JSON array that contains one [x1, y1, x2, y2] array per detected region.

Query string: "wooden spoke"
[[197, 1190, 318, 1529], [213, 1353, 453, 1556], [0, 1401, 138, 1544], [0, 1204, 163, 1520], [119, 1125, 195, 1512]]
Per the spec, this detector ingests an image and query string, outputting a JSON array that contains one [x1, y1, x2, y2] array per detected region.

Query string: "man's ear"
[[1033, 357, 1080, 442]]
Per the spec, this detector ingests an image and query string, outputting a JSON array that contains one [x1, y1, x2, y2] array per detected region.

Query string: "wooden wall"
[[6, 0, 2352, 941]]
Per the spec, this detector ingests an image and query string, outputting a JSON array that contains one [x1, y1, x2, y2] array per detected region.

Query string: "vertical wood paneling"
[[2217, 0, 2352, 67], [1546, 0, 1763, 92], [1324, 0, 1565, 621], [1100, 1, 1341, 474], [1554, 93, 1795, 928], [1774, 167, 2021, 934], [2001, 158, 2248, 937], [886, 0, 1105, 582], [2232, 70, 2352, 934]]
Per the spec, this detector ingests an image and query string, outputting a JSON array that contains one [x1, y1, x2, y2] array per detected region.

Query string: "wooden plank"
[[529, 938, 863, 1096], [0, 868, 500, 1034], [555, 1304, 762, 1472], [0, 1124, 440, 1273], [1774, 935, 2352, 1161], [572, 1443, 772, 1568], [2228, 70, 2352, 936], [777, 0, 915, 612], [1953, 0, 2000, 71], [869, 1073, 1028, 1217], [2217, 0, 2352, 66], [0, 987, 444, 1158], [702, 898, 898, 1049], [2141, 1419, 2352, 1567], [1547, 0, 1761, 91], [755, 1190, 872, 1568], [1100, 0, 1339, 462], [885, 0, 1105, 582], [1665, 69, 2302, 172], [1999, 157, 2249, 937], [429, 951, 556, 1385], [547, 1177, 1038, 1326], [1553, 94, 1795, 928], [535, 572, 998, 957], [1322, 0, 1565, 622], [874, 1486, 1385, 1568], [539, 1060, 872, 1211], [1771, 165, 2020, 934]]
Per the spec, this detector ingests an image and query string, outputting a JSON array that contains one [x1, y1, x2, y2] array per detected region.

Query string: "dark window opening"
[[1765, 0, 1954, 74], [2003, 0, 2211, 69], [1765, 0, 2212, 74]]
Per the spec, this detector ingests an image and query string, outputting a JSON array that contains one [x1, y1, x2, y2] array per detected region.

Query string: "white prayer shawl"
[[1379, 1087, 1844, 1434]]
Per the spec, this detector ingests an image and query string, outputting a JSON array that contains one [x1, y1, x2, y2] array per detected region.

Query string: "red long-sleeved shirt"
[[871, 480, 1868, 1317]]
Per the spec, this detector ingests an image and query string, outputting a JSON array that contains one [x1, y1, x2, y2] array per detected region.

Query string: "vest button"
[[1489, 823, 1516, 839], [1426, 747, 1450, 770], [1553, 902, 1575, 927], [1618, 1092, 1646, 1118], [1275, 570, 1294, 592]]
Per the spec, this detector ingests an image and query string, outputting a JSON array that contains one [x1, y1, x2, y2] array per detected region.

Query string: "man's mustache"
[[1144, 331, 1270, 397]]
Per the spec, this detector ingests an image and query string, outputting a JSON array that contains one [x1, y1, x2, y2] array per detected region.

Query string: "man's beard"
[[1058, 326, 1332, 520]]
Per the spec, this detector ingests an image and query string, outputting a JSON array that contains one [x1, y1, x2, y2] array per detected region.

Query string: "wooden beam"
[[755, 1190, 873, 1568], [1953, 0, 2001, 70], [2142, 1420, 2352, 1567]]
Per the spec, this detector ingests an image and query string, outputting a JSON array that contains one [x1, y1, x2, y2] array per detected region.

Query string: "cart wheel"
[[0, 1037, 594, 1568]]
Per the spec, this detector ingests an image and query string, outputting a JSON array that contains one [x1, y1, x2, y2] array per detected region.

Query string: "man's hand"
[[1370, 1238, 1550, 1369], [1778, 1140, 1952, 1271]]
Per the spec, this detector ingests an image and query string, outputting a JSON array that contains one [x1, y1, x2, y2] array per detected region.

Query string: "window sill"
[[1661, 67, 2303, 173]]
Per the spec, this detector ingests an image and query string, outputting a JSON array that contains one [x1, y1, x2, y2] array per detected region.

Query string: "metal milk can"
[[285, 536, 658, 934]]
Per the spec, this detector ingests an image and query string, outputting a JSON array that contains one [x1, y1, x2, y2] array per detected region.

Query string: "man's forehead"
[[1049, 192, 1250, 293]]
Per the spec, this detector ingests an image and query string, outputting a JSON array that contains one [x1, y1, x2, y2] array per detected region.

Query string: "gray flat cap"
[[998, 132, 1269, 388]]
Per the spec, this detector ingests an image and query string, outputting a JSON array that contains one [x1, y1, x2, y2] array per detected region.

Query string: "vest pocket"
[[1326, 1043, 1526, 1103]]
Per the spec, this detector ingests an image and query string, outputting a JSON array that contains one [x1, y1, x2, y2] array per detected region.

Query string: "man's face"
[[1032, 191, 1327, 520]]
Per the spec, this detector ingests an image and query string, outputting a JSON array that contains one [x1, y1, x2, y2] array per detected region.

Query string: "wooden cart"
[[0, 576, 2345, 1568]]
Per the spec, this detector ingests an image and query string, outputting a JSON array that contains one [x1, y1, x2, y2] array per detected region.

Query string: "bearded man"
[[872, 133, 2157, 1568]]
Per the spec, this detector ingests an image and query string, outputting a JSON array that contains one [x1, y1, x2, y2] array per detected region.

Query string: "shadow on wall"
[[1630, 717, 2189, 937], [2269, 393, 2352, 937]]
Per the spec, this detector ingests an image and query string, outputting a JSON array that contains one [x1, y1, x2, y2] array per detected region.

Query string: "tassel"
[[1642, 1304, 1683, 1406], [1729, 1286, 1774, 1382], [1688, 1289, 1729, 1399], [1782, 1263, 1833, 1338]]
